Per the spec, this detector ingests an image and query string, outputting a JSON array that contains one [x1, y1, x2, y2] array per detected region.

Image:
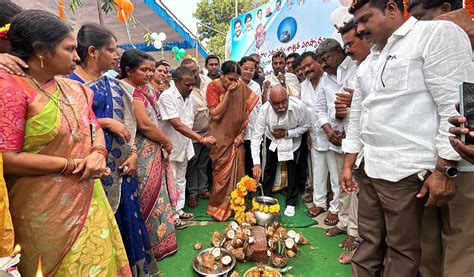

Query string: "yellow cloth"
[[56, 180, 131, 276], [0, 153, 14, 256]]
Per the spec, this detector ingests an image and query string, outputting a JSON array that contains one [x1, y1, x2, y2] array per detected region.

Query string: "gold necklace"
[[26, 74, 83, 143]]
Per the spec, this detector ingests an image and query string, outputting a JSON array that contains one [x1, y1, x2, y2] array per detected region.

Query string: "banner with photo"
[[228, 0, 352, 74]]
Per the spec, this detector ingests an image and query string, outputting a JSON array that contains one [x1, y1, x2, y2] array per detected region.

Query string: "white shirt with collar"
[[314, 56, 358, 153], [265, 72, 301, 98], [191, 74, 212, 137], [300, 77, 328, 151], [342, 17, 472, 182], [245, 79, 263, 140], [157, 86, 195, 162], [251, 97, 310, 165]]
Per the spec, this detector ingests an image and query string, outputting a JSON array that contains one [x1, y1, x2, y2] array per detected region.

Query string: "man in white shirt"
[[239, 56, 263, 177], [329, 18, 372, 265], [251, 85, 310, 217], [340, 0, 472, 275], [407, 1, 474, 276], [312, 38, 358, 227], [181, 59, 213, 209], [157, 66, 216, 229], [263, 52, 301, 101]]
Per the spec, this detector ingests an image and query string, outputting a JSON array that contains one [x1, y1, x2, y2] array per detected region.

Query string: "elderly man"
[[251, 85, 310, 217], [157, 66, 216, 229], [340, 0, 472, 275], [311, 38, 358, 227], [181, 59, 213, 209], [263, 52, 301, 100]]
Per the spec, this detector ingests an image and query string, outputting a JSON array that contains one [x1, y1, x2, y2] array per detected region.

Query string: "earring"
[[39, 56, 44, 68]]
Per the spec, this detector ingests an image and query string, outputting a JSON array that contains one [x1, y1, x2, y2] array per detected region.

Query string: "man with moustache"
[[327, 18, 372, 265], [251, 85, 310, 217], [181, 59, 213, 209], [340, 1, 472, 275], [312, 38, 358, 227], [298, 52, 326, 208], [291, 56, 306, 83], [406, 1, 474, 276], [233, 18, 243, 40], [205, 55, 220, 80], [263, 52, 301, 100], [157, 66, 216, 229]]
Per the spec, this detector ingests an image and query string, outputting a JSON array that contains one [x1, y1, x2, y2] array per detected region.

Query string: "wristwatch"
[[435, 164, 459, 179]]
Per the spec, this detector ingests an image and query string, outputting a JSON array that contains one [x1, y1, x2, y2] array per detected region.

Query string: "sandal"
[[179, 211, 195, 221], [302, 194, 313, 203], [174, 218, 187, 230], [187, 196, 198, 209], [306, 206, 325, 218], [324, 212, 339, 226]]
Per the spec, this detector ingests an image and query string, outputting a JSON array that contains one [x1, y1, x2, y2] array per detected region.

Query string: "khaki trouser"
[[420, 172, 474, 277], [352, 165, 425, 277]]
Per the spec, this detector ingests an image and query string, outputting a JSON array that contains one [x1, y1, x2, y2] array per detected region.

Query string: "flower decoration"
[[0, 23, 10, 39], [230, 176, 258, 224], [252, 198, 280, 214]]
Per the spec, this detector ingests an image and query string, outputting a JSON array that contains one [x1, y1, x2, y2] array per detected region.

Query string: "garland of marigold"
[[229, 176, 257, 224], [466, 0, 474, 18], [403, 0, 410, 20]]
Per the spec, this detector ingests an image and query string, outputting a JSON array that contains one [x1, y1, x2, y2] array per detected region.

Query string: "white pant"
[[171, 160, 188, 214], [310, 149, 340, 214]]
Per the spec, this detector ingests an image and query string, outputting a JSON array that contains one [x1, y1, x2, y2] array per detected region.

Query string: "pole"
[[196, 22, 199, 60], [96, 0, 104, 25], [235, 0, 238, 17]]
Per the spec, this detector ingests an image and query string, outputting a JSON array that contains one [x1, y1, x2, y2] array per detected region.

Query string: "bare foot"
[[325, 226, 344, 237], [338, 249, 356, 264], [339, 235, 357, 251]]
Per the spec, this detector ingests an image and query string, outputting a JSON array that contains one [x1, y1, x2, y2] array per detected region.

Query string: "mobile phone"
[[459, 82, 474, 144]]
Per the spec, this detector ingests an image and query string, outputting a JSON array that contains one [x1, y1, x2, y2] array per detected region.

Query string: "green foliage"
[[193, 0, 269, 60], [69, 0, 116, 14]]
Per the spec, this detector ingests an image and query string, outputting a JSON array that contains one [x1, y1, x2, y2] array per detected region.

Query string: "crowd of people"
[[0, 0, 473, 276]]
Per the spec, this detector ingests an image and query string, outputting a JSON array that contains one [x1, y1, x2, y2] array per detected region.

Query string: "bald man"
[[251, 85, 310, 216]]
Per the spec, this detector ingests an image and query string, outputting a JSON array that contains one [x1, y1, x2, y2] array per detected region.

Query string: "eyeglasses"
[[380, 55, 396, 88]]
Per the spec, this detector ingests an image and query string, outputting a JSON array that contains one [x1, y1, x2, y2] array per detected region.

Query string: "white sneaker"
[[284, 205, 295, 217]]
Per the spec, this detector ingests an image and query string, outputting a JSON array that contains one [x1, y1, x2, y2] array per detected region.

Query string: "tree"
[[194, 0, 269, 61]]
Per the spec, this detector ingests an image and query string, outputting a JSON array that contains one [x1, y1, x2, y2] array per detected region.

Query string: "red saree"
[[206, 80, 259, 221]]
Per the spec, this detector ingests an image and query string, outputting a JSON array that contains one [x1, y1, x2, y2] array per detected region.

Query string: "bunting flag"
[[403, 0, 409, 20]]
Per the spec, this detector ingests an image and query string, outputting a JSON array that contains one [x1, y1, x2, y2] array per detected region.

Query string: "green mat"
[[157, 222, 352, 276], [183, 193, 317, 228]]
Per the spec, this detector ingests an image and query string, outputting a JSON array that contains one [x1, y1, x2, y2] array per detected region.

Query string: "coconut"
[[299, 234, 310, 245], [295, 233, 301, 244], [194, 242, 203, 251], [201, 252, 215, 270], [248, 237, 255, 244], [271, 253, 288, 268], [266, 226, 275, 237], [211, 247, 221, 258], [230, 221, 239, 231], [226, 229, 236, 240], [287, 249, 297, 258], [287, 230, 297, 239], [285, 238, 295, 249], [244, 229, 252, 237], [211, 231, 222, 247], [230, 248, 245, 262], [221, 255, 232, 266], [231, 238, 244, 248]]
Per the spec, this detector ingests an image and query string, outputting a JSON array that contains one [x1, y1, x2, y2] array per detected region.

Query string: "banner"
[[228, 0, 352, 74]]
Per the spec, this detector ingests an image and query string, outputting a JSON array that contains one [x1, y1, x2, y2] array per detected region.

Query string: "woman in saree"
[[120, 49, 179, 260], [0, 10, 131, 276], [206, 61, 259, 221], [69, 23, 158, 275]]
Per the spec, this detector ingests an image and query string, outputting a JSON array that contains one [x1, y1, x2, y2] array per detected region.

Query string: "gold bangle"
[[60, 158, 68, 175]]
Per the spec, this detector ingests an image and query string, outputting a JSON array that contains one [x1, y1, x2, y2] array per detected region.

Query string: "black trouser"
[[296, 134, 309, 192], [244, 140, 254, 177], [262, 139, 300, 206]]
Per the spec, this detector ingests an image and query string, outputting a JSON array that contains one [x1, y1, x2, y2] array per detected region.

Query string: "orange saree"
[[206, 80, 259, 221]]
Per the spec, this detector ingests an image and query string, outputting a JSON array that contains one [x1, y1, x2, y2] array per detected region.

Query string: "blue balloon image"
[[277, 17, 297, 43]]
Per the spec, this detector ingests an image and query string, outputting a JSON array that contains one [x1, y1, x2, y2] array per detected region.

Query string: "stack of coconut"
[[195, 212, 310, 268]]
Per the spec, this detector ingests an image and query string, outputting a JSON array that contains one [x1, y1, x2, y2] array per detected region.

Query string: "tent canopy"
[[13, 0, 208, 67]]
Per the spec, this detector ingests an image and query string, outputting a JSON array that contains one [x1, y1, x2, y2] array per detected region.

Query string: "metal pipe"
[[96, 0, 104, 25]]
